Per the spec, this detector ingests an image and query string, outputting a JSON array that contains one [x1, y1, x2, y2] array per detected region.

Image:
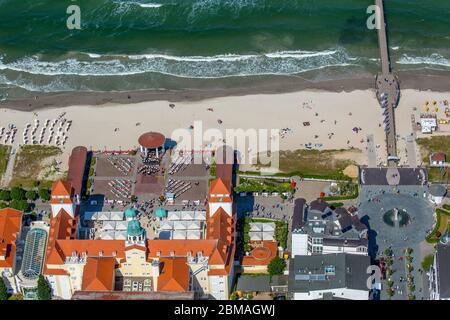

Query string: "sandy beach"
[[1, 88, 449, 172]]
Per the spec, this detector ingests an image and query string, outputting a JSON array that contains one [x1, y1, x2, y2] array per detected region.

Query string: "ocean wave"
[[397, 53, 450, 68], [0, 48, 359, 78], [113, 1, 163, 8]]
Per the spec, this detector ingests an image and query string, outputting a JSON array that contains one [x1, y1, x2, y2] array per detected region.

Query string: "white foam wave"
[[138, 3, 163, 8], [0, 48, 357, 78], [397, 53, 450, 68]]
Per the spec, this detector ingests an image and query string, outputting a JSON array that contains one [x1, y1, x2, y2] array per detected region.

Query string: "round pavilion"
[[138, 131, 165, 157]]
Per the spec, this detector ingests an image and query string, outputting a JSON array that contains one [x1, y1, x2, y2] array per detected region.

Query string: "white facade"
[[291, 233, 308, 256], [209, 275, 227, 300], [51, 202, 75, 218], [209, 202, 232, 217], [293, 288, 369, 300]]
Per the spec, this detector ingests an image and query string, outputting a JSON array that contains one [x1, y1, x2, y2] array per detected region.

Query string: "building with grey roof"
[[429, 243, 450, 300], [288, 253, 370, 300], [291, 199, 368, 257]]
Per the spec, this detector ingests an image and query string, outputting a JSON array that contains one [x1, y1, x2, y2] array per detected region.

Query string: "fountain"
[[383, 208, 410, 227]]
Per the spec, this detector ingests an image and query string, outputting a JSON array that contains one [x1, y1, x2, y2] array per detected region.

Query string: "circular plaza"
[[358, 189, 434, 251]]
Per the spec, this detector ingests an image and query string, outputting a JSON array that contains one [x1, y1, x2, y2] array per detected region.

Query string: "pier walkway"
[[375, 0, 400, 167]]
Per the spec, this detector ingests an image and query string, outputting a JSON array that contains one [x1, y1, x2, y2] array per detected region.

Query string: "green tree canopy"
[[10, 199, 29, 212], [37, 275, 52, 300], [25, 190, 38, 201], [38, 188, 51, 201], [0, 277, 8, 300], [10, 187, 26, 201], [0, 190, 11, 202], [0, 202, 7, 209], [268, 257, 286, 276]]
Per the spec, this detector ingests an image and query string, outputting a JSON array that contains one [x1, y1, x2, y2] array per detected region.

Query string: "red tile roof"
[[208, 178, 232, 203], [157, 257, 189, 292], [431, 152, 446, 162], [0, 208, 23, 268], [242, 241, 278, 267], [82, 257, 116, 291], [67, 146, 87, 196]]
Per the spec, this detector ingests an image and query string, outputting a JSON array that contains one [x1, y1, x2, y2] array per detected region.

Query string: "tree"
[[0, 277, 8, 300], [0, 190, 11, 202], [37, 275, 52, 300], [0, 202, 7, 209], [38, 188, 50, 202], [268, 257, 286, 276], [10, 199, 29, 212], [25, 190, 38, 201], [10, 187, 26, 201]]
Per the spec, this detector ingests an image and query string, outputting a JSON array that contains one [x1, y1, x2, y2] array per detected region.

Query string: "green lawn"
[[10, 145, 62, 188], [235, 177, 293, 194], [426, 209, 450, 243], [0, 144, 11, 179], [416, 136, 450, 182], [249, 149, 357, 180]]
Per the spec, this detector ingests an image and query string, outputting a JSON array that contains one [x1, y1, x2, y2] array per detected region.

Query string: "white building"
[[429, 244, 450, 300], [288, 253, 370, 300]]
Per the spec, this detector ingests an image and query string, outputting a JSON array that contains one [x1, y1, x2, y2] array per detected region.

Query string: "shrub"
[[421, 254, 434, 271], [38, 188, 51, 201], [10, 199, 29, 212], [37, 275, 52, 300], [268, 257, 286, 276], [25, 190, 38, 201], [10, 187, 26, 201], [0, 277, 8, 300], [0, 189, 11, 202]]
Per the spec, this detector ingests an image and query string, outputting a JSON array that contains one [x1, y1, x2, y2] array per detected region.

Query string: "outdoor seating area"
[[157, 210, 206, 240], [168, 153, 192, 175], [0, 124, 17, 144], [107, 155, 134, 175], [22, 113, 72, 146], [165, 179, 192, 199]]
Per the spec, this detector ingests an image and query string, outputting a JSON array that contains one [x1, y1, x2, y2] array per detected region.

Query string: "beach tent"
[[115, 221, 128, 231], [250, 222, 263, 232], [180, 211, 195, 220], [249, 232, 263, 241], [173, 230, 187, 240], [102, 221, 116, 231], [186, 230, 201, 240], [173, 220, 187, 230], [186, 220, 201, 230], [110, 211, 124, 221], [194, 211, 206, 221], [114, 231, 127, 240], [98, 212, 110, 220], [167, 211, 181, 221], [100, 230, 115, 240], [160, 220, 173, 230], [262, 222, 276, 232], [262, 232, 275, 241]]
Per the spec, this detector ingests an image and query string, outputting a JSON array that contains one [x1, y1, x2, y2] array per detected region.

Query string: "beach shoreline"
[[1, 87, 449, 173], [1, 70, 450, 111]]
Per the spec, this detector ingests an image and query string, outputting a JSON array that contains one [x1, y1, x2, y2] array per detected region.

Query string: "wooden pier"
[[375, 0, 400, 167]]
